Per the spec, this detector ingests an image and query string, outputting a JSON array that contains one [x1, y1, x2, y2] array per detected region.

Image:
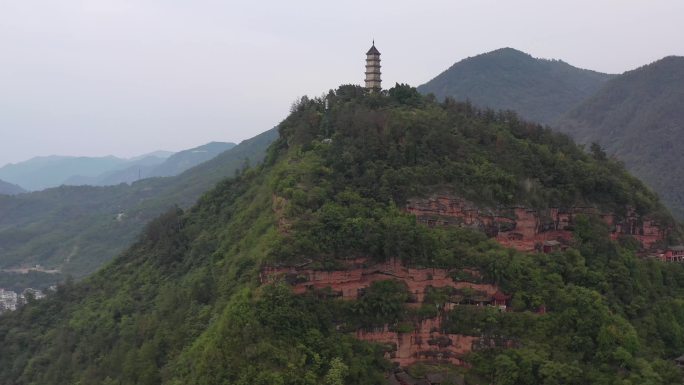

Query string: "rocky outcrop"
[[355, 318, 477, 366], [406, 195, 669, 252], [261, 257, 501, 303], [261, 258, 510, 367]]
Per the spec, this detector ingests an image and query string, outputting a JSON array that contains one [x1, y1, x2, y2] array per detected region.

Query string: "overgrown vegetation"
[[0, 85, 682, 385]]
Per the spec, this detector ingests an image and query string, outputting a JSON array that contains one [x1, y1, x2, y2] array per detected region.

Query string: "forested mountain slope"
[[0, 128, 276, 286], [556, 56, 684, 218], [1, 85, 682, 385], [417, 48, 614, 124], [144, 141, 236, 179]]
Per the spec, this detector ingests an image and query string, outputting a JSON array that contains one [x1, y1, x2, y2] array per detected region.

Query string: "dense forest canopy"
[[418, 50, 684, 222], [0, 85, 682, 385], [557, 56, 684, 219], [417, 48, 614, 125]]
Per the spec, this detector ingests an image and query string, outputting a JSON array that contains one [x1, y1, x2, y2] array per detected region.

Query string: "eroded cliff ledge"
[[261, 258, 514, 367], [406, 195, 669, 252]]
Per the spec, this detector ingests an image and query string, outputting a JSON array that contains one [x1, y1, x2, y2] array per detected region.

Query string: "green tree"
[[324, 357, 349, 385]]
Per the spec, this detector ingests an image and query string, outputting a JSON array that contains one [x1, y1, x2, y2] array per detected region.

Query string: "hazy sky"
[[1, 0, 682, 166]]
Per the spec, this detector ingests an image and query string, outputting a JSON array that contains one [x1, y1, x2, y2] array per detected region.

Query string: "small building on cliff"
[[662, 246, 684, 262], [674, 354, 684, 369]]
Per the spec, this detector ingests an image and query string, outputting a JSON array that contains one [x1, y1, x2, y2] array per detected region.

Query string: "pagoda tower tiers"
[[365, 41, 381, 91]]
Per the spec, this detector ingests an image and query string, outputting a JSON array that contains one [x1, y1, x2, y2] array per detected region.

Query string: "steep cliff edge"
[[261, 257, 515, 367], [406, 195, 670, 253]]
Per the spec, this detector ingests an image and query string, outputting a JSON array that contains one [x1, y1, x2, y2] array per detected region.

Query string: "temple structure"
[[365, 41, 382, 91]]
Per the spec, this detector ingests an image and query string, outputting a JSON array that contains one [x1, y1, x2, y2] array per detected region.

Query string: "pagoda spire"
[[365, 41, 381, 91]]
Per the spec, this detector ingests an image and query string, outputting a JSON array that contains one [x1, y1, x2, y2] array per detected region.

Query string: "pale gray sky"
[[1, 0, 682, 166]]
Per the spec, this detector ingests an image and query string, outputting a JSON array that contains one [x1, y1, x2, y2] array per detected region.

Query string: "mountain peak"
[[483, 47, 532, 57], [417, 49, 614, 124], [629, 55, 684, 76]]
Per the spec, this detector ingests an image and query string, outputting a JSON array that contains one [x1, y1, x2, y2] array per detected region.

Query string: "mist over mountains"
[[0, 155, 133, 191], [0, 179, 25, 195], [62, 142, 236, 187], [0, 142, 235, 191], [0, 129, 275, 285]]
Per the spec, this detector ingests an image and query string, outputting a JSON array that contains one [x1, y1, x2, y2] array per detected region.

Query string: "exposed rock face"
[[261, 258, 509, 366], [405, 195, 669, 252], [355, 318, 477, 366], [261, 258, 501, 303]]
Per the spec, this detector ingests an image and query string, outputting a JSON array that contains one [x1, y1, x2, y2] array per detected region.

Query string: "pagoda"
[[365, 41, 381, 91]]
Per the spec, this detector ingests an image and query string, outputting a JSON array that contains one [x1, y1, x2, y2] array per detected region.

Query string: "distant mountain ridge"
[[0, 155, 130, 191], [63, 142, 236, 186], [143, 141, 236, 179], [0, 142, 235, 191], [0, 179, 25, 195], [418, 47, 615, 124], [63, 154, 169, 186], [556, 56, 684, 218], [418, 48, 684, 219], [0, 129, 276, 287]]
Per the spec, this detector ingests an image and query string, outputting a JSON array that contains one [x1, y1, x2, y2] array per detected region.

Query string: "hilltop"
[[0, 85, 682, 385], [0, 129, 276, 286], [556, 56, 684, 218], [417, 48, 614, 124]]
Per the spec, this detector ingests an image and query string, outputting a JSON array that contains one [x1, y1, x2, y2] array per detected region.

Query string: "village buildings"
[[661, 245, 684, 262], [0, 287, 46, 314], [0, 289, 19, 313]]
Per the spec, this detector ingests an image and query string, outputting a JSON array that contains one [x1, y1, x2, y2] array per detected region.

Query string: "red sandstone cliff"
[[405, 195, 669, 252], [261, 258, 510, 366]]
